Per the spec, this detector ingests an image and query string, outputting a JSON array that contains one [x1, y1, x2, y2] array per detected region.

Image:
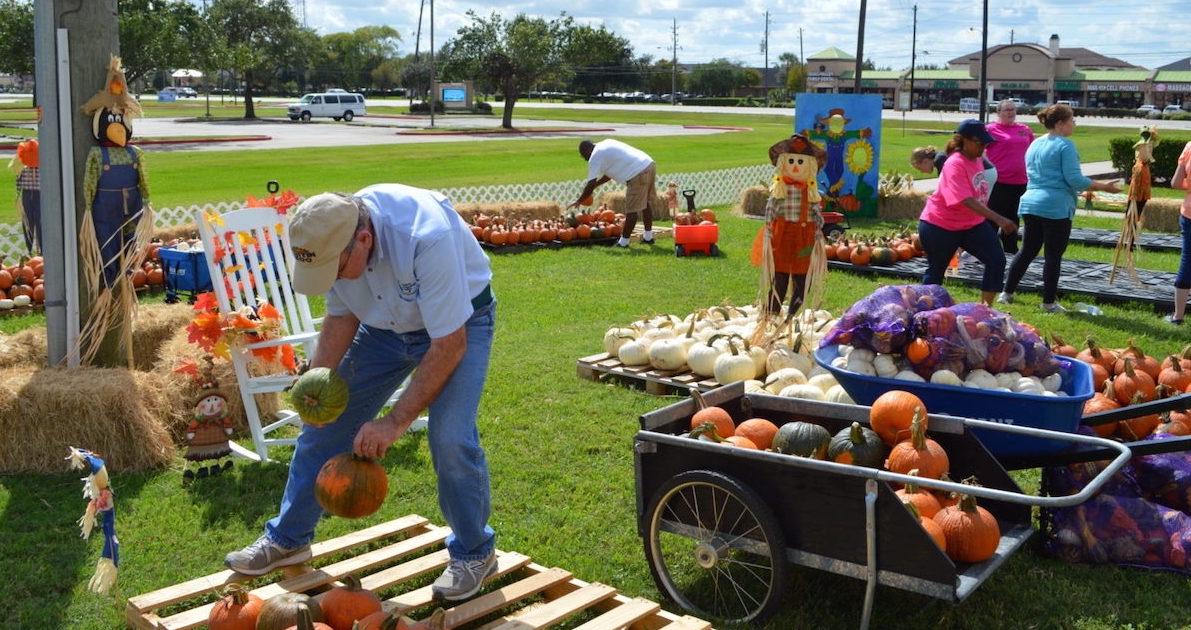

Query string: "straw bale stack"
[[453, 201, 561, 224], [736, 185, 769, 217]]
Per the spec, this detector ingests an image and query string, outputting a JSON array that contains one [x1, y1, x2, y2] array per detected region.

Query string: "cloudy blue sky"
[[279, 0, 1186, 70]]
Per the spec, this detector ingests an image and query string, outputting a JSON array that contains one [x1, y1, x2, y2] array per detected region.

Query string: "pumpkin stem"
[[343, 574, 363, 591], [848, 421, 864, 444], [222, 583, 249, 606], [903, 499, 922, 520], [1124, 357, 1137, 379], [958, 494, 979, 514], [1167, 356, 1183, 374], [904, 468, 922, 494], [1051, 333, 1067, 347], [687, 422, 723, 441], [1086, 337, 1103, 360], [910, 409, 927, 451], [689, 387, 708, 410], [296, 604, 315, 630], [684, 313, 700, 338], [1103, 379, 1116, 400]]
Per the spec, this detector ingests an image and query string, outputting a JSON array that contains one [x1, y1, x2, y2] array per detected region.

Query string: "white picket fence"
[[1, 163, 773, 259]]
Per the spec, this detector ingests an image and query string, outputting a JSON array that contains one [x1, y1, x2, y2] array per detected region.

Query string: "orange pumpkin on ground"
[[934, 493, 1001, 563], [1089, 362, 1110, 392], [1050, 334, 1077, 357], [314, 454, 389, 519], [319, 574, 382, 630], [1118, 392, 1160, 439], [0, 269, 11, 290], [1082, 385, 1120, 438], [869, 390, 928, 446], [1112, 359, 1156, 405], [1158, 358, 1191, 393], [1076, 338, 1118, 371], [208, 584, 264, 630], [32, 284, 44, 303], [1156, 411, 1191, 436], [1113, 341, 1160, 379], [849, 245, 871, 266], [734, 418, 779, 451]]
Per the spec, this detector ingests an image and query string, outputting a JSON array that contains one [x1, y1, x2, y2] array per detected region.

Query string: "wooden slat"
[[488, 582, 617, 630], [385, 551, 533, 612], [160, 525, 449, 630], [124, 607, 161, 630], [127, 514, 429, 613], [440, 567, 574, 628], [658, 616, 713, 630], [359, 548, 450, 592], [529, 563, 692, 630], [571, 597, 661, 630]]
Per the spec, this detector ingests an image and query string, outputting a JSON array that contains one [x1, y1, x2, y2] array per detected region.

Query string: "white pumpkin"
[[764, 367, 807, 394], [809, 365, 831, 378], [1042, 373, 1063, 393], [831, 356, 849, 369], [825, 384, 854, 404], [12, 295, 31, 307], [603, 327, 637, 355], [648, 338, 690, 371], [964, 369, 998, 390], [807, 373, 838, 393], [895, 370, 926, 382], [743, 379, 766, 394], [846, 358, 877, 376], [713, 345, 757, 384], [745, 343, 768, 378], [779, 383, 827, 401], [930, 370, 963, 386], [848, 348, 876, 364], [995, 371, 1023, 390], [640, 327, 675, 347], [766, 344, 813, 375], [687, 339, 726, 377], [1013, 377, 1045, 394], [618, 339, 651, 366], [873, 354, 899, 378], [0, 299, 13, 311]]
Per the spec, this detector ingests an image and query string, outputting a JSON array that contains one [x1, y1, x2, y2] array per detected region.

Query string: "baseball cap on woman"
[[288, 192, 359, 295], [956, 119, 996, 144]]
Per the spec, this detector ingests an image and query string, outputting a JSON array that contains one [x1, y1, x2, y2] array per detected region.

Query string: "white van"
[[287, 92, 367, 122]]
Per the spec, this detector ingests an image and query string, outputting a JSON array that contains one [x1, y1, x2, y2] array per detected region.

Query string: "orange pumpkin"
[[1160, 345, 1191, 371], [869, 390, 927, 446], [16, 265, 34, 285], [208, 584, 264, 630], [895, 470, 942, 519], [1089, 362, 1110, 392], [148, 268, 165, 285], [314, 454, 389, 519], [1082, 385, 1120, 438], [1113, 340, 1160, 379], [723, 435, 759, 449], [933, 493, 1001, 563], [132, 269, 148, 288], [689, 389, 735, 439], [599, 209, 615, 223], [1118, 392, 1160, 439], [734, 418, 779, 451], [895, 243, 915, 261], [699, 209, 717, 223], [1158, 358, 1191, 393], [10, 284, 33, 299], [0, 269, 11, 290], [849, 245, 871, 266], [885, 411, 949, 480], [319, 575, 382, 630], [557, 227, 574, 242], [905, 338, 930, 365], [488, 230, 507, 246], [1076, 338, 1118, 371], [824, 242, 838, 260], [469, 225, 484, 240], [576, 224, 592, 239], [1155, 411, 1191, 436], [835, 242, 853, 262], [1113, 358, 1156, 405], [32, 284, 44, 303], [904, 501, 946, 550], [1050, 334, 1077, 357]]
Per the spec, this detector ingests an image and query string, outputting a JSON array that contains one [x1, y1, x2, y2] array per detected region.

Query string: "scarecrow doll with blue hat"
[[66, 447, 120, 594], [77, 55, 153, 364]]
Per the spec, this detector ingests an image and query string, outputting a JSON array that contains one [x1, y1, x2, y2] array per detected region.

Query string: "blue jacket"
[[1018, 134, 1092, 220]]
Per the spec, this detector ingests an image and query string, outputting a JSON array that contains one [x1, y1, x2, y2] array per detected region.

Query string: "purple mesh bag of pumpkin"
[[821, 284, 954, 354], [907, 302, 1060, 377]]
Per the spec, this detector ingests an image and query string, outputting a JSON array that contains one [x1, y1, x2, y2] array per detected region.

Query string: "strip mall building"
[[806, 35, 1190, 109]]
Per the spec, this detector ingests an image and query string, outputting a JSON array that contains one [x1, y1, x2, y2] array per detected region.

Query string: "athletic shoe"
[[1041, 302, 1067, 314], [224, 535, 311, 576], [996, 292, 1014, 304], [431, 552, 497, 601], [1165, 315, 1185, 325]]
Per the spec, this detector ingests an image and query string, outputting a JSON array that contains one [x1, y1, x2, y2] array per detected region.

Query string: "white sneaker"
[[431, 552, 498, 601], [996, 292, 1013, 304], [1041, 302, 1067, 314]]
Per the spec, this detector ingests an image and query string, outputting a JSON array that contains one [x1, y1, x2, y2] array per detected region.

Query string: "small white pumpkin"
[[0, 298, 13, 311], [807, 373, 838, 393], [831, 356, 849, 369], [809, 365, 831, 378], [895, 370, 925, 382], [873, 354, 899, 378], [930, 370, 963, 386], [779, 383, 827, 401], [766, 343, 814, 376], [995, 371, 1023, 390], [12, 294, 31, 307], [825, 384, 854, 404], [848, 348, 876, 364], [1013, 377, 1044, 394], [603, 327, 637, 356], [846, 358, 877, 376], [714, 344, 757, 384], [764, 367, 807, 394], [1042, 373, 1063, 393], [618, 339, 651, 366], [964, 369, 998, 390], [648, 338, 690, 371], [687, 339, 725, 377], [743, 379, 766, 394]]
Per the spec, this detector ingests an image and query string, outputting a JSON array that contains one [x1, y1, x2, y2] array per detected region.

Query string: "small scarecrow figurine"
[[8, 138, 40, 254], [183, 357, 235, 483], [77, 55, 152, 365], [665, 181, 679, 218], [750, 134, 828, 315], [66, 447, 119, 594], [1129, 125, 1159, 220]]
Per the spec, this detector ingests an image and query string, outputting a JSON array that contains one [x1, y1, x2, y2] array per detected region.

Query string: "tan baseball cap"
[[288, 193, 359, 295]]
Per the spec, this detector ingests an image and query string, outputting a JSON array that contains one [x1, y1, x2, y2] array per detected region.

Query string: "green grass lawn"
[[2, 209, 1190, 629]]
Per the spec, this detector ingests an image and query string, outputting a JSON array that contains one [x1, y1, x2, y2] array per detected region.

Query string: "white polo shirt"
[[324, 184, 492, 338], [586, 139, 653, 184]]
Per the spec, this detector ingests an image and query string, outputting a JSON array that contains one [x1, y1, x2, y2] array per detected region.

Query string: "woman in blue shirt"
[[998, 105, 1120, 312]]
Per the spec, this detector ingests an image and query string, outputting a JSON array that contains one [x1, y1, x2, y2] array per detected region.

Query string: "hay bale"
[[131, 303, 193, 370], [0, 328, 48, 370], [454, 201, 560, 224], [1140, 197, 1182, 234], [877, 191, 929, 220], [154, 328, 284, 440], [153, 222, 200, 243], [599, 190, 667, 216], [0, 366, 178, 472], [736, 185, 769, 217]]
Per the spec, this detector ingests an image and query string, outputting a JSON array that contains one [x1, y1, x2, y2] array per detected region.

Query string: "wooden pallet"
[[576, 352, 720, 396], [126, 514, 709, 630]]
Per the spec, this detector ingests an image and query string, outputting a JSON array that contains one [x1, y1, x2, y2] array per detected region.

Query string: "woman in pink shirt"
[[918, 120, 1018, 306], [985, 99, 1034, 253], [1167, 141, 1191, 324]]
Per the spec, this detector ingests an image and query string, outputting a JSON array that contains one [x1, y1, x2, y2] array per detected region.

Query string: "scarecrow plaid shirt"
[[766, 183, 822, 228], [16, 167, 38, 192]]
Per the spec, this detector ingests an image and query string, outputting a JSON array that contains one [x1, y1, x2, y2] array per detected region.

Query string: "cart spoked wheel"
[[644, 470, 788, 624]]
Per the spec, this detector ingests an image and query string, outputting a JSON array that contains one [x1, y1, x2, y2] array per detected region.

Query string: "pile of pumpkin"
[[0, 255, 45, 310], [826, 231, 923, 267], [686, 389, 1002, 564], [603, 304, 857, 403], [133, 241, 171, 289], [673, 208, 717, 225], [207, 579, 443, 630], [468, 209, 626, 247], [1058, 337, 1191, 439]]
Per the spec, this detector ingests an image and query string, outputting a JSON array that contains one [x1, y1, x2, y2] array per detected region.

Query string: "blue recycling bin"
[[158, 247, 213, 303]]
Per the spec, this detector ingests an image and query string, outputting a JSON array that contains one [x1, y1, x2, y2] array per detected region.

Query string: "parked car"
[[1136, 104, 1158, 117], [287, 92, 367, 122], [1163, 104, 1184, 115]]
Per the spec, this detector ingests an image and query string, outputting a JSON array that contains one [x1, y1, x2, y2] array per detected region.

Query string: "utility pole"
[[978, 0, 989, 122], [909, 4, 917, 110], [854, 0, 868, 93], [670, 18, 678, 106], [762, 11, 770, 102], [1010, 29, 1014, 44], [429, 0, 435, 128], [412, 0, 425, 108], [798, 28, 804, 70]]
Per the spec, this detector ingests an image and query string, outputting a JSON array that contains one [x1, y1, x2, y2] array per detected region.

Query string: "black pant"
[[918, 220, 1006, 292], [987, 183, 1027, 253], [1004, 214, 1072, 304]]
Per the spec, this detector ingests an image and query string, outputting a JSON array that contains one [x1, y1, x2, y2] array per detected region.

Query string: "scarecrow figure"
[[9, 138, 40, 254], [1128, 125, 1159, 221], [665, 181, 679, 218], [77, 55, 152, 365], [750, 134, 828, 316], [182, 357, 235, 483], [66, 447, 119, 595], [805, 108, 872, 198]]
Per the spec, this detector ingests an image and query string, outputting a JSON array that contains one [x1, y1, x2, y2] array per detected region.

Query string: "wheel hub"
[[694, 539, 725, 569]]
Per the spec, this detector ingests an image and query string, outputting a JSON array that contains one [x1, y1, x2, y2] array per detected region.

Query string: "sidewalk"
[[910, 160, 1118, 194]]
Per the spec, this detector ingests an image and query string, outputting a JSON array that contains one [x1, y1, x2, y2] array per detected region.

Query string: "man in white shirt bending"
[[570, 139, 658, 248]]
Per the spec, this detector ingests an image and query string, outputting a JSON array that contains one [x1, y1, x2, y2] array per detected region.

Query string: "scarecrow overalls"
[[93, 146, 143, 287]]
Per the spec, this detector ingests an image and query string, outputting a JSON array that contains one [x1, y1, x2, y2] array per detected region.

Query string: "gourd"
[[885, 411, 950, 479], [825, 384, 854, 404], [314, 454, 389, 519], [257, 593, 324, 630], [869, 390, 928, 446], [807, 373, 838, 393], [208, 584, 264, 630], [827, 422, 888, 468], [934, 493, 1001, 563], [320, 574, 383, 630], [617, 339, 651, 366], [764, 367, 807, 394], [735, 418, 780, 450], [779, 383, 826, 401], [713, 341, 757, 384], [687, 388, 735, 439], [963, 369, 997, 390], [290, 368, 351, 427], [772, 421, 831, 458], [602, 327, 637, 356], [930, 370, 962, 387]]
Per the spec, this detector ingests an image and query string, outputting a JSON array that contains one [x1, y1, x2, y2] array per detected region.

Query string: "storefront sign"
[[808, 73, 835, 82], [932, 80, 958, 89], [1055, 81, 1081, 91], [999, 82, 1032, 89], [860, 79, 877, 88], [1155, 83, 1191, 93], [1086, 84, 1140, 92]]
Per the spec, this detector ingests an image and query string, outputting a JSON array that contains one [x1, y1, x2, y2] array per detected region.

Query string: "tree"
[[321, 25, 400, 90], [777, 52, 806, 93], [742, 68, 762, 87], [371, 59, 403, 92], [118, 0, 206, 87], [645, 58, 684, 95], [400, 55, 432, 100], [560, 24, 633, 95], [208, 0, 303, 119], [862, 57, 877, 71], [439, 11, 569, 128], [688, 59, 744, 97], [0, 0, 34, 83]]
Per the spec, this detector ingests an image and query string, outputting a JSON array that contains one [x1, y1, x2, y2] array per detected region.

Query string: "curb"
[[394, 127, 617, 136], [0, 135, 273, 150]]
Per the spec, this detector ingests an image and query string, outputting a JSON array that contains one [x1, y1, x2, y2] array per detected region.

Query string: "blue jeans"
[[918, 219, 1006, 292], [266, 302, 497, 561], [1177, 215, 1191, 290]]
